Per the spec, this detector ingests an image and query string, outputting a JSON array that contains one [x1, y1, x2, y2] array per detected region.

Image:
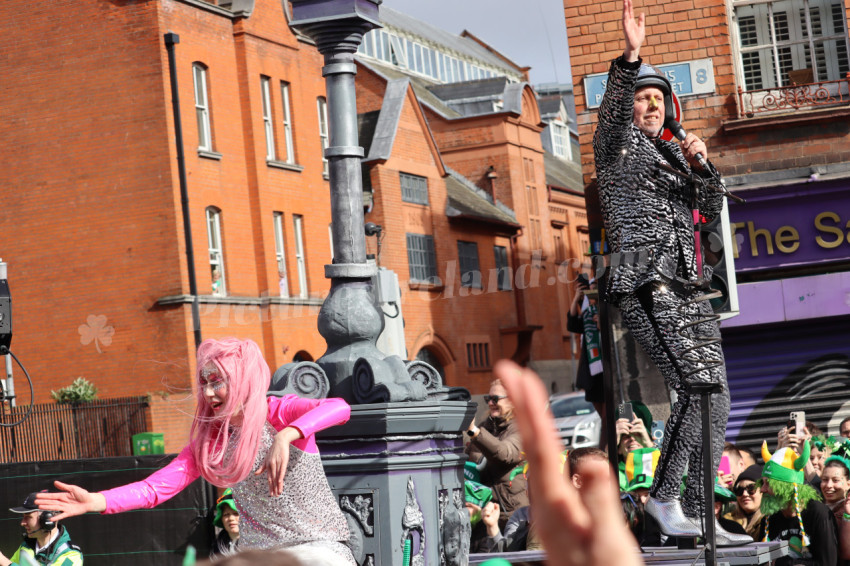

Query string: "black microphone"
[[665, 119, 708, 169]]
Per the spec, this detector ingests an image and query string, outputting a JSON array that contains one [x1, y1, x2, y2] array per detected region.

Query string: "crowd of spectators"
[[463, 366, 850, 566]]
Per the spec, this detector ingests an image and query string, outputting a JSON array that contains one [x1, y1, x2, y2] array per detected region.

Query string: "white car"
[[550, 392, 601, 449]]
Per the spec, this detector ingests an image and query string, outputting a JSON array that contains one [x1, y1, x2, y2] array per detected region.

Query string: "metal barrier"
[[0, 397, 150, 463]]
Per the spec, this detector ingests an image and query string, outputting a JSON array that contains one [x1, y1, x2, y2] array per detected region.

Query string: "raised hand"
[[630, 417, 652, 447], [623, 0, 645, 62], [34, 481, 107, 521], [496, 360, 643, 566]]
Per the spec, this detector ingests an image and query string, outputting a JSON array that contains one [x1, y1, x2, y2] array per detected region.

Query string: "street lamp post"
[[281, 2, 475, 564]]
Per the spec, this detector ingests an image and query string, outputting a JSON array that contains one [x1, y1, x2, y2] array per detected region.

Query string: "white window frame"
[[550, 120, 572, 161], [280, 81, 295, 164], [206, 207, 226, 296], [293, 214, 308, 298], [317, 97, 329, 177], [732, 0, 850, 95], [261, 76, 276, 161], [273, 212, 289, 298], [193, 63, 212, 151]]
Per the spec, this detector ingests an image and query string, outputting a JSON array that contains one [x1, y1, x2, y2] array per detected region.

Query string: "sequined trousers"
[[619, 282, 730, 518], [229, 422, 355, 565]]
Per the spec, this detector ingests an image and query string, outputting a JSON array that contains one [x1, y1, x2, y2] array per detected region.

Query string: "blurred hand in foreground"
[[495, 359, 643, 566]]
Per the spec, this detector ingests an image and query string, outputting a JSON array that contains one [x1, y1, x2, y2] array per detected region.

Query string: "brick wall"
[[565, 0, 850, 183]]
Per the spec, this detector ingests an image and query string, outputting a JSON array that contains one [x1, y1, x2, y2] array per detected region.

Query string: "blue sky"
[[386, 0, 573, 86]]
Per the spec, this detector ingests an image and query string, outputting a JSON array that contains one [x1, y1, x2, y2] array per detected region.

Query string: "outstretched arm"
[[593, 0, 647, 169], [38, 444, 200, 517], [34, 481, 107, 522], [623, 0, 645, 62], [495, 360, 643, 566]]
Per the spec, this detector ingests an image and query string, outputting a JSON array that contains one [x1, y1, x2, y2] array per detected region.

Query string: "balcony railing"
[[736, 73, 850, 118], [0, 396, 150, 463]]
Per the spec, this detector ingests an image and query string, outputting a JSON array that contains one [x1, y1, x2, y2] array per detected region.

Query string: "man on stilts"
[[593, 0, 751, 546]]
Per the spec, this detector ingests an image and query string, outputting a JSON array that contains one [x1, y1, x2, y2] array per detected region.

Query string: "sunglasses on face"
[[734, 483, 759, 497], [483, 395, 507, 404]]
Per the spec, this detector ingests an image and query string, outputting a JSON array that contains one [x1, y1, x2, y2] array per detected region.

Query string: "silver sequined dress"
[[229, 422, 355, 564]]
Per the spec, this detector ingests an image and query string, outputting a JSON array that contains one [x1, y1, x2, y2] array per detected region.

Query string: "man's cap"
[[734, 464, 762, 488], [10, 492, 41, 514], [213, 488, 238, 528]]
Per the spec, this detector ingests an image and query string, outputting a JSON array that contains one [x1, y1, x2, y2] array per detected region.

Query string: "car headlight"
[[575, 421, 597, 432]]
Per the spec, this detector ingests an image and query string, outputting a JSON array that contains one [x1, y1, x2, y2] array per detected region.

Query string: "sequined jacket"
[[593, 56, 725, 304], [100, 395, 351, 513]]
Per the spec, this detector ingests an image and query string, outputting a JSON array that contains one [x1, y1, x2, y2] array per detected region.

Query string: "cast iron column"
[[285, 3, 475, 566], [290, 0, 418, 403]]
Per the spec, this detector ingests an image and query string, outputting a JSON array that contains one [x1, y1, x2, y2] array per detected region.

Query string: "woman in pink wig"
[[36, 338, 355, 565]]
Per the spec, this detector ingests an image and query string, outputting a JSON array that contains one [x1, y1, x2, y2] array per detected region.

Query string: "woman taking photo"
[[37, 338, 355, 565], [466, 379, 529, 529]]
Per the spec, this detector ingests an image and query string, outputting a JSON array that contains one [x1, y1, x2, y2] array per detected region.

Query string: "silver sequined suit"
[[230, 422, 355, 564], [593, 56, 730, 518]]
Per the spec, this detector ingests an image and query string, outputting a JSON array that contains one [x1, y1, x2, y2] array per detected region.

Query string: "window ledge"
[[265, 296, 323, 306], [198, 149, 223, 160], [156, 294, 325, 307], [267, 160, 304, 172], [723, 105, 850, 133], [156, 294, 260, 306], [408, 281, 444, 292]]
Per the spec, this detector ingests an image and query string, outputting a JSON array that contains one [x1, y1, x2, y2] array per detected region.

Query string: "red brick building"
[[564, 0, 850, 441], [0, 0, 586, 453]]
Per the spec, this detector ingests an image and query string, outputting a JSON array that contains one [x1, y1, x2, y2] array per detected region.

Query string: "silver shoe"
[[645, 497, 702, 537], [689, 517, 754, 546]]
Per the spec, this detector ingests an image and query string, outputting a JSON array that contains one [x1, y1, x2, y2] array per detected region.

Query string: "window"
[[273, 212, 289, 298], [494, 245, 511, 291], [550, 120, 571, 160], [406, 233, 438, 284], [400, 172, 429, 205], [280, 82, 295, 164], [457, 241, 481, 288], [524, 158, 543, 253], [206, 207, 226, 296], [466, 341, 491, 370], [193, 63, 212, 151], [293, 214, 308, 298], [261, 76, 276, 161], [734, 0, 850, 90], [317, 97, 329, 176]]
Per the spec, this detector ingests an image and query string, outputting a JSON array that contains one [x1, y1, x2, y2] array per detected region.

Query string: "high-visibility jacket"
[[9, 526, 83, 566]]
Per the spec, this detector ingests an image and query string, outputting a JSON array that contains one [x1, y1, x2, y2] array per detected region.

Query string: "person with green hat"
[[211, 488, 240, 558], [758, 440, 838, 565], [621, 447, 663, 547]]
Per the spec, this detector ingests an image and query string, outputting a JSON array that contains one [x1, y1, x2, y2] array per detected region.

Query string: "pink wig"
[[190, 338, 271, 486]]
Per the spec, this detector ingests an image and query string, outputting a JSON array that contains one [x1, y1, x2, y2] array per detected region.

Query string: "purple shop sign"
[[727, 180, 850, 272]]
